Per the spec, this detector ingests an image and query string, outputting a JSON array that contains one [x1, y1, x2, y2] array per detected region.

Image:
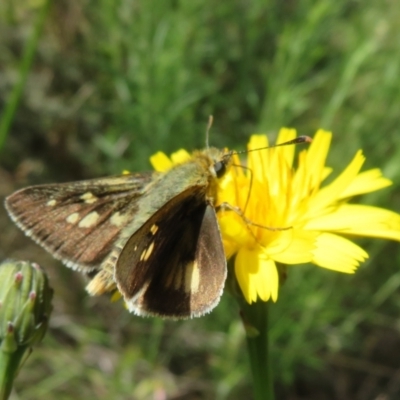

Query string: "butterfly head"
[[200, 147, 234, 180]]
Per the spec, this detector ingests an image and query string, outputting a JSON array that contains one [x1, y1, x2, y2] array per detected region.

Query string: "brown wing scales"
[[115, 186, 227, 318], [5, 173, 153, 271]]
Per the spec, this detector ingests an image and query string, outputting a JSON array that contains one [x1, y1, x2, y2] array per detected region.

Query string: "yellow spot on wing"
[[46, 199, 57, 206], [140, 241, 155, 261], [185, 261, 200, 293], [66, 212, 80, 224], [150, 224, 159, 235], [80, 192, 98, 204], [78, 211, 100, 228]]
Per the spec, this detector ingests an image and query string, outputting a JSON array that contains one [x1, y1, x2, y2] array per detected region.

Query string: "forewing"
[[5, 173, 154, 271], [115, 186, 227, 319]]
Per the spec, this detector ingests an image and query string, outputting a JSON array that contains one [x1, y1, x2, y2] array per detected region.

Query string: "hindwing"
[[115, 186, 227, 318]]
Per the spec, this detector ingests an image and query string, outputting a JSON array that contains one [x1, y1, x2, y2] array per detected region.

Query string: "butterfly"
[[5, 135, 310, 319], [5, 147, 231, 319]]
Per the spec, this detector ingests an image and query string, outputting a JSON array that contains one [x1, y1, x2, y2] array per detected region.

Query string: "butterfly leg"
[[216, 202, 292, 232]]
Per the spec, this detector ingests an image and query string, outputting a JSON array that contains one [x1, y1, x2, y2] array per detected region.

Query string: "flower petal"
[[293, 130, 331, 197], [270, 229, 316, 264], [340, 168, 392, 198], [170, 149, 191, 164], [248, 134, 269, 150], [312, 233, 368, 273], [248, 135, 270, 182], [255, 256, 279, 302], [219, 214, 250, 247], [304, 204, 400, 240], [304, 130, 332, 189], [276, 128, 297, 168], [235, 249, 279, 303], [307, 150, 366, 214], [150, 152, 173, 172]]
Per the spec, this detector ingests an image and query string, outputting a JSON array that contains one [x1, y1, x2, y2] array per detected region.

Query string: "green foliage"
[[1, 0, 400, 398]]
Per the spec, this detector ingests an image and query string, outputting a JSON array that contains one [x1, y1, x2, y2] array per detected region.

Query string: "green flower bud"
[[0, 260, 53, 399]]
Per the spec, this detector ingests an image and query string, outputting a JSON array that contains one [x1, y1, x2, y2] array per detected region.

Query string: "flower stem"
[[241, 300, 274, 400], [0, 346, 28, 400]]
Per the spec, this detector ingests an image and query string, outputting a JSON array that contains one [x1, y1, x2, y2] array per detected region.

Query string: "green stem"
[[241, 300, 274, 400], [0, 347, 29, 400], [0, 0, 52, 152]]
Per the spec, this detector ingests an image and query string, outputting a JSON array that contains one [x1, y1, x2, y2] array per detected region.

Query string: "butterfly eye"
[[214, 161, 226, 178]]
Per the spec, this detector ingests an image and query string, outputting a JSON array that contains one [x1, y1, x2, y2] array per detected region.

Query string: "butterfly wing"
[[115, 186, 227, 318], [5, 173, 154, 272]]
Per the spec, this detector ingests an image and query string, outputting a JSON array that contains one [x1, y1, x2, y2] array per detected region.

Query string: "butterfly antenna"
[[230, 135, 312, 213], [234, 135, 312, 156], [205, 115, 214, 149]]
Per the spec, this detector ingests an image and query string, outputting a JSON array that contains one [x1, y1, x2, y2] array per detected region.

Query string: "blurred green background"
[[1, 0, 400, 399]]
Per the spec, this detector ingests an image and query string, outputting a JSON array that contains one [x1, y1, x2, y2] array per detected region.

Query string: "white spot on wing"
[[66, 212, 80, 224], [46, 199, 57, 207], [140, 241, 155, 261], [110, 212, 127, 227], [185, 261, 200, 293], [78, 211, 100, 228]]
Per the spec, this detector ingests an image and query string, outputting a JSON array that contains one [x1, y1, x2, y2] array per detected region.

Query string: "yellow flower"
[[218, 129, 400, 304], [150, 129, 400, 305]]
